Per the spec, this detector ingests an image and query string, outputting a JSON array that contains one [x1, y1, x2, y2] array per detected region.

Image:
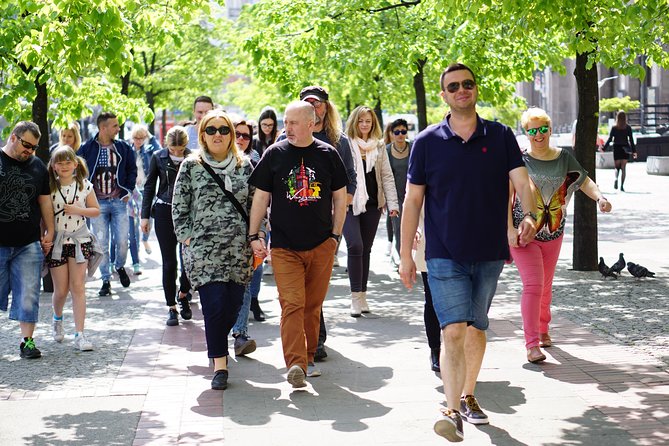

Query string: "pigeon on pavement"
[[599, 257, 618, 279], [609, 253, 626, 275], [627, 262, 656, 278]]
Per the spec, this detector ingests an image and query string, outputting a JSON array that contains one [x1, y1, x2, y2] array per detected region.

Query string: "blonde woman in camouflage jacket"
[[172, 110, 255, 391]]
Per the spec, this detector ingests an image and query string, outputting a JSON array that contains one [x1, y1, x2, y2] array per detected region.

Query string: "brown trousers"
[[271, 238, 337, 372]]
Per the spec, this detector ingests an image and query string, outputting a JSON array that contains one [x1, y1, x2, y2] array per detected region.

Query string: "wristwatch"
[[329, 232, 341, 242], [247, 233, 261, 242], [523, 211, 538, 222]]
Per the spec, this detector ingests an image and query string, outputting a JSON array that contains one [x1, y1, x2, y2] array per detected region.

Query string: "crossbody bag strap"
[[200, 161, 249, 226]]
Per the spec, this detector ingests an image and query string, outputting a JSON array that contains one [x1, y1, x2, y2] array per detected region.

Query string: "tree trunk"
[[119, 71, 131, 140], [146, 91, 156, 135], [413, 58, 427, 131], [572, 51, 599, 271], [374, 96, 383, 129], [161, 109, 168, 145], [32, 77, 50, 164]]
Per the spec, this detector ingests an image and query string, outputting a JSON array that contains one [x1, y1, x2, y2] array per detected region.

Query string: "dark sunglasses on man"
[[393, 129, 408, 136], [17, 136, 38, 151], [204, 125, 231, 136], [445, 79, 476, 93]]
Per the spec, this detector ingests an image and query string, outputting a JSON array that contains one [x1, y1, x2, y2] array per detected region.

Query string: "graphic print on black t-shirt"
[[0, 162, 36, 222], [284, 158, 322, 206]]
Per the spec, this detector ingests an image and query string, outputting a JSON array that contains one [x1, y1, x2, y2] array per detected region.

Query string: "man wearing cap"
[[298, 86, 357, 361]]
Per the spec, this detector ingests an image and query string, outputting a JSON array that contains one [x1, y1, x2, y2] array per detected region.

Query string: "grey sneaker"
[[459, 395, 489, 425], [233, 334, 256, 356], [52, 318, 64, 343], [287, 364, 307, 388], [307, 362, 321, 377], [434, 408, 464, 442], [73, 333, 94, 351]]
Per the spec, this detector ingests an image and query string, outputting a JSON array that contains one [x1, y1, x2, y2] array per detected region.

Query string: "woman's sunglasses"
[[204, 125, 231, 136], [526, 125, 550, 136], [236, 133, 251, 141], [393, 129, 408, 136]]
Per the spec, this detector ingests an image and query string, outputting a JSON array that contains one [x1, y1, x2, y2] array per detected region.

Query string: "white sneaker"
[[385, 241, 393, 256], [287, 364, 307, 388], [73, 333, 94, 351], [307, 362, 321, 378], [52, 318, 64, 343]]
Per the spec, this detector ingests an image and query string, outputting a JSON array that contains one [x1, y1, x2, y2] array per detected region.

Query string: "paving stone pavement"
[[0, 162, 666, 445]]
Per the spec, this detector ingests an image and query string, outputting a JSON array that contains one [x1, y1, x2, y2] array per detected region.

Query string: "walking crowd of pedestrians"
[[0, 63, 618, 442]]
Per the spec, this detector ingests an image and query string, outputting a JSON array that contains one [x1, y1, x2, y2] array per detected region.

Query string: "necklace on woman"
[[392, 143, 408, 154]]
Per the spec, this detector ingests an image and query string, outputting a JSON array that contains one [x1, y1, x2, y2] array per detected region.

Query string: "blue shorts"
[[426, 258, 504, 330], [0, 242, 44, 323]]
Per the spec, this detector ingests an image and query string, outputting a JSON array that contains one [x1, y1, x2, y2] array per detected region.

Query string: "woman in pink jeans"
[[508, 108, 612, 363]]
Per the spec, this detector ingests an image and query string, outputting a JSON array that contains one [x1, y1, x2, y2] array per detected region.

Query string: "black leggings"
[[421, 272, 441, 350], [153, 203, 191, 306], [342, 205, 382, 292]]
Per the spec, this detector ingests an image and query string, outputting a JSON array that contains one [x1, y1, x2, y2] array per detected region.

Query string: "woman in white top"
[[342, 106, 399, 317]]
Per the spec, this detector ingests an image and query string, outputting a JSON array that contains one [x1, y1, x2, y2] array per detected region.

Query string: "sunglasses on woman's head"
[[393, 129, 408, 135], [204, 125, 231, 136], [526, 125, 550, 136]]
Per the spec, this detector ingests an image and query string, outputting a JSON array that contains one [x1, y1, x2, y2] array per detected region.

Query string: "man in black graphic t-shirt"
[[249, 101, 348, 388], [0, 121, 55, 359]]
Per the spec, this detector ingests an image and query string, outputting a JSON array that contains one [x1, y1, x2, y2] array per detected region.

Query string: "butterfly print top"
[[512, 149, 587, 242]]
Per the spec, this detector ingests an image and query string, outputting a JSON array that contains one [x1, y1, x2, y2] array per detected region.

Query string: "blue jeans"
[[128, 215, 141, 265], [0, 242, 43, 323], [93, 198, 129, 281], [426, 258, 504, 330], [232, 264, 263, 336]]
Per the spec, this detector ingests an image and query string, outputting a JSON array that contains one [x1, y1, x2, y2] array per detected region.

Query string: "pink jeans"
[[510, 235, 563, 348]]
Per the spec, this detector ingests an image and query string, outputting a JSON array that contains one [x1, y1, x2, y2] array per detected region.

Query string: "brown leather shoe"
[[527, 347, 546, 363], [539, 333, 552, 347]]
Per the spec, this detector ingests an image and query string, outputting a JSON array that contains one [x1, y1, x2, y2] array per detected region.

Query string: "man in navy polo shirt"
[[399, 63, 537, 442]]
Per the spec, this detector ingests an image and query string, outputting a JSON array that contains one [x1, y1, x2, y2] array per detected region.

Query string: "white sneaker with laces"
[[52, 318, 64, 343], [73, 333, 94, 351]]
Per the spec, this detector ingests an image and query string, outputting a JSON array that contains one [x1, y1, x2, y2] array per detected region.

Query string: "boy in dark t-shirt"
[[248, 101, 348, 388]]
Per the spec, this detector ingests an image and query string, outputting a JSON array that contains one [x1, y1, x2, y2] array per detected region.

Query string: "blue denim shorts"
[[426, 258, 504, 330], [0, 242, 44, 323]]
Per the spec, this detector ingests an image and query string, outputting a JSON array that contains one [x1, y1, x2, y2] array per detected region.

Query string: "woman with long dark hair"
[[254, 107, 278, 157]]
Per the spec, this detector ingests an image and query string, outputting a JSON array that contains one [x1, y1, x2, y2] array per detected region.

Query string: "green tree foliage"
[[599, 96, 641, 113], [235, 0, 561, 129], [0, 0, 217, 157], [121, 2, 235, 133]]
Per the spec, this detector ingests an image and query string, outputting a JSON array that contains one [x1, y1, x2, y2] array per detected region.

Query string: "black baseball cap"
[[299, 86, 329, 102]]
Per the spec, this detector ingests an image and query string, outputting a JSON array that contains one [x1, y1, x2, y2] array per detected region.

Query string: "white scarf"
[[201, 150, 236, 192], [350, 137, 380, 216]]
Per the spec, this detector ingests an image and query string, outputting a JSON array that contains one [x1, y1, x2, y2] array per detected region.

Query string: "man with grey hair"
[[248, 101, 348, 388], [0, 121, 55, 359]]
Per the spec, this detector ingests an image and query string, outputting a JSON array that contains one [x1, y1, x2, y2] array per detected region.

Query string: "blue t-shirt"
[[408, 115, 524, 261]]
